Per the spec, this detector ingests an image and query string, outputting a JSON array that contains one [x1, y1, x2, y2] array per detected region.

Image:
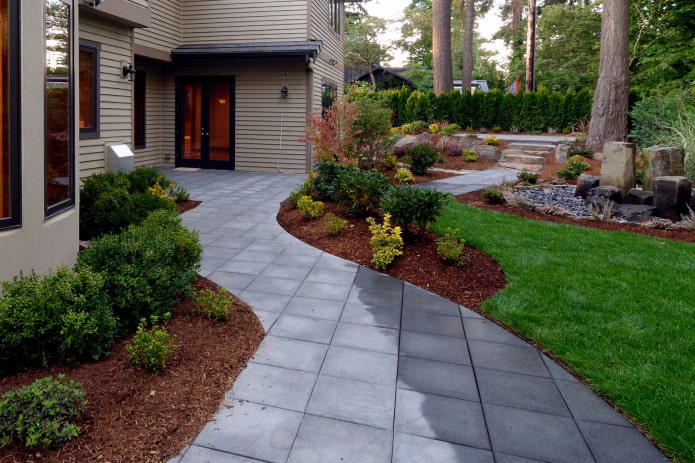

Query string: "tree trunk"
[[368, 69, 377, 88], [461, 0, 475, 91], [587, 0, 630, 148], [433, 0, 453, 95], [525, 0, 536, 92]]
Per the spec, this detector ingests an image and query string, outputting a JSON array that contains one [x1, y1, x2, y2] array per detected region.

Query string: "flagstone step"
[[507, 143, 556, 152], [499, 163, 543, 173], [499, 153, 547, 165]]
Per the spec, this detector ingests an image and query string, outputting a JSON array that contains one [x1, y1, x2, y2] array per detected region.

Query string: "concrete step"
[[499, 153, 547, 165], [499, 163, 543, 173], [507, 143, 556, 152]]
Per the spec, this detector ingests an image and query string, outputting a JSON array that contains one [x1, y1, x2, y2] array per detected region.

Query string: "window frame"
[[329, 0, 342, 35], [0, 0, 21, 230], [78, 39, 100, 140], [133, 69, 146, 149]]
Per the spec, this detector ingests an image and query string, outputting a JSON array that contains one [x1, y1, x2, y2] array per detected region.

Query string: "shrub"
[[394, 120, 429, 135], [126, 316, 177, 372], [366, 214, 403, 270], [312, 161, 354, 202], [333, 169, 389, 217], [193, 288, 234, 321], [0, 375, 86, 449], [464, 152, 478, 162], [517, 171, 539, 184], [483, 135, 499, 146], [288, 173, 317, 207], [351, 98, 394, 166], [428, 123, 441, 134], [297, 195, 325, 219], [558, 156, 591, 180], [127, 166, 171, 194], [76, 210, 202, 332], [146, 182, 173, 201], [407, 144, 440, 175], [482, 189, 505, 204], [0, 266, 117, 375], [300, 99, 359, 164], [381, 185, 453, 233], [169, 185, 190, 203], [492, 126, 502, 132], [643, 217, 676, 230], [395, 167, 414, 184], [382, 152, 397, 170], [436, 228, 468, 266], [324, 213, 348, 236], [439, 123, 461, 136]]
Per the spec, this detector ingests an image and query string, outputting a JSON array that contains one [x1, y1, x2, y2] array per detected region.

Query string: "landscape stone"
[[643, 146, 685, 190], [574, 174, 600, 199], [436, 136, 474, 157], [599, 142, 636, 196], [624, 188, 654, 205], [414, 133, 434, 147], [653, 176, 693, 220], [474, 144, 500, 161], [587, 186, 622, 203], [555, 144, 571, 163], [393, 135, 418, 156], [616, 204, 657, 223]]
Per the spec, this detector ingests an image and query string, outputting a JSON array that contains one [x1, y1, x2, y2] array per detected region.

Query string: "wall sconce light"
[[83, 0, 105, 6], [280, 86, 289, 98], [122, 64, 136, 81], [329, 58, 338, 66]]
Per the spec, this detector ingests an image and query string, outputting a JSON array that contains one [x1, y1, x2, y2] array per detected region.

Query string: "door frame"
[[175, 76, 236, 170]]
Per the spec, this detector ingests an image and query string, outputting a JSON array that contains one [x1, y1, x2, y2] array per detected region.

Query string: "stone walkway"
[[164, 168, 668, 463]]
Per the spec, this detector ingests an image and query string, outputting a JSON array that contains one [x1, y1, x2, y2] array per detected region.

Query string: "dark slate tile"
[[555, 380, 632, 427], [494, 453, 547, 463], [354, 267, 404, 293], [238, 290, 291, 313], [399, 331, 471, 365], [180, 446, 263, 462], [347, 287, 402, 309], [313, 253, 360, 272], [401, 310, 464, 338], [208, 271, 256, 291], [576, 420, 669, 463], [468, 340, 549, 377], [397, 356, 479, 402], [251, 336, 328, 373], [260, 264, 312, 281], [228, 363, 316, 412], [268, 314, 337, 344], [305, 268, 358, 286], [218, 260, 268, 275], [283, 297, 345, 321], [245, 276, 302, 296], [295, 281, 352, 302], [393, 433, 494, 463], [462, 318, 528, 346], [541, 354, 580, 383], [402, 284, 460, 316], [321, 346, 398, 386], [340, 303, 401, 329], [332, 323, 399, 355]]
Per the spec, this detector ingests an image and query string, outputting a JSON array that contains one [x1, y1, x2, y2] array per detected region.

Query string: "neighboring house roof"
[[351, 67, 415, 89], [171, 40, 323, 61]]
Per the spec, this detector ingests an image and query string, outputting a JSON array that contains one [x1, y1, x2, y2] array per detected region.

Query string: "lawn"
[[434, 203, 695, 463]]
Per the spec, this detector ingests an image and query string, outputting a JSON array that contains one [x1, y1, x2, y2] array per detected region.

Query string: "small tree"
[[300, 100, 359, 164], [345, 14, 393, 87], [351, 98, 394, 166]]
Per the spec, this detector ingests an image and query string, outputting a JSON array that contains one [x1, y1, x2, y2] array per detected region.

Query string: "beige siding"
[[126, 0, 149, 8], [310, 0, 345, 111], [79, 14, 134, 179], [134, 0, 182, 52], [182, 0, 308, 44]]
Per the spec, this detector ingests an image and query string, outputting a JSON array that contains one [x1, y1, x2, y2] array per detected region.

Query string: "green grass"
[[434, 203, 695, 462]]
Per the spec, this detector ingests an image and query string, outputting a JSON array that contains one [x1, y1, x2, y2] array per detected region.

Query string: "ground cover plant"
[[434, 202, 695, 462]]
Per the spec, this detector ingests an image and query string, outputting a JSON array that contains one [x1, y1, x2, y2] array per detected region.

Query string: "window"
[[321, 82, 337, 112], [0, 0, 20, 229], [45, 0, 74, 217], [79, 39, 99, 139], [134, 70, 146, 148], [329, 0, 341, 34]]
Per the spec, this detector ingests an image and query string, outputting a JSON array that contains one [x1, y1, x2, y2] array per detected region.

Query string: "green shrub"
[[297, 195, 325, 219], [127, 166, 171, 194], [0, 375, 86, 449], [352, 98, 394, 166], [557, 156, 591, 180], [395, 167, 414, 184], [193, 288, 234, 321], [517, 171, 540, 184], [324, 213, 348, 236], [492, 126, 502, 132], [428, 123, 441, 134], [382, 152, 397, 170], [483, 135, 499, 146], [0, 266, 117, 375], [312, 161, 354, 202], [76, 210, 201, 332], [436, 228, 468, 266], [169, 185, 190, 203], [288, 172, 316, 208], [333, 169, 389, 217], [482, 189, 505, 204], [407, 144, 440, 175], [366, 214, 403, 270], [126, 315, 177, 372], [381, 185, 453, 233], [439, 123, 461, 136], [464, 152, 478, 162]]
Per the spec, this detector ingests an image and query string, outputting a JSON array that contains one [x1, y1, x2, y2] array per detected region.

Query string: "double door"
[[176, 77, 235, 169]]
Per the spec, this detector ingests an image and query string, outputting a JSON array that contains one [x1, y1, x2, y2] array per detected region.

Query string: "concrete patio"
[[164, 168, 668, 463]]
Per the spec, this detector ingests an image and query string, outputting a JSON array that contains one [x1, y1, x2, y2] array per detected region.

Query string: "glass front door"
[[176, 77, 234, 169]]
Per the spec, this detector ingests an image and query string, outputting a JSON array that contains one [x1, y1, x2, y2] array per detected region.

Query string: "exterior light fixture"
[[280, 86, 288, 98], [83, 0, 105, 6], [122, 64, 136, 81], [329, 58, 338, 66]]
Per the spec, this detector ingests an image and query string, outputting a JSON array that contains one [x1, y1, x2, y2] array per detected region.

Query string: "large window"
[[0, 0, 19, 229], [79, 39, 99, 139], [329, 0, 341, 34], [134, 70, 146, 148], [45, 0, 74, 217]]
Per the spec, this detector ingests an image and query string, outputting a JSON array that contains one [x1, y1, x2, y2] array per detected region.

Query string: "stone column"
[[643, 146, 685, 190], [654, 176, 692, 221], [599, 142, 635, 197]]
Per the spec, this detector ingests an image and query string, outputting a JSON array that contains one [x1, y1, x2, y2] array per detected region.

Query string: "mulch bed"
[[176, 200, 202, 214], [0, 278, 264, 463]]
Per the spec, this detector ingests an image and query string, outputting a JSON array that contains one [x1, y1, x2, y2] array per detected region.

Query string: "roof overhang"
[[171, 41, 323, 63]]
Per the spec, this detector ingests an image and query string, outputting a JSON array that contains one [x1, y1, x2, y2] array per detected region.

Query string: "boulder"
[[574, 174, 600, 199], [414, 133, 434, 147], [599, 142, 636, 196], [643, 146, 685, 190], [654, 176, 692, 220], [473, 144, 499, 161], [437, 136, 473, 156], [393, 135, 418, 156], [555, 144, 571, 163], [616, 204, 657, 223], [587, 186, 622, 203], [623, 188, 653, 205]]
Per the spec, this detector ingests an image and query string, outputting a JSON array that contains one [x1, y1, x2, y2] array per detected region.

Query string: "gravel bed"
[[511, 186, 592, 217]]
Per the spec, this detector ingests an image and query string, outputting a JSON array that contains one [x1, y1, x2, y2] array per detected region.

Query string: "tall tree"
[[587, 0, 630, 147], [344, 14, 393, 87], [432, 0, 453, 94], [461, 0, 475, 90], [525, 0, 537, 92]]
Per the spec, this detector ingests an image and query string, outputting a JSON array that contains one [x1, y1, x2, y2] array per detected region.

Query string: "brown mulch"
[[175, 200, 202, 214], [0, 277, 264, 463], [277, 201, 507, 312]]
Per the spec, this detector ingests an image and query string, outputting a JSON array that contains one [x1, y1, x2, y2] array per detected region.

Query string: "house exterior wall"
[[134, 0, 181, 53], [309, 0, 345, 109], [0, 0, 80, 283]]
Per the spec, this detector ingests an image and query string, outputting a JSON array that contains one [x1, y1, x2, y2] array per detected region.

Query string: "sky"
[[362, 0, 511, 68]]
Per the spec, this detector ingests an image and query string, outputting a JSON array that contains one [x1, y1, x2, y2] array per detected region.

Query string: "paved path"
[[164, 168, 668, 463]]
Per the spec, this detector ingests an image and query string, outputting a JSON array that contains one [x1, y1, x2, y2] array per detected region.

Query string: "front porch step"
[[507, 143, 556, 152], [499, 153, 547, 165], [499, 163, 543, 173]]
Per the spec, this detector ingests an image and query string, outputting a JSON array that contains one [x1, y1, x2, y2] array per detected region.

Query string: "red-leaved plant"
[[300, 100, 359, 165]]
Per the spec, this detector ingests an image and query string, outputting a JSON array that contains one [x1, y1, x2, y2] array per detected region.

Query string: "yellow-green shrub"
[[366, 214, 403, 270], [297, 195, 325, 219]]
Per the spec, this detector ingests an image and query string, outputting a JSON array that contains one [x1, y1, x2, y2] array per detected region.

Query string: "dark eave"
[[171, 40, 323, 62]]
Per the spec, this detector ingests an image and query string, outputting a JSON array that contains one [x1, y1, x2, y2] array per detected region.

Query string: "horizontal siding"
[[134, 0, 182, 52], [310, 0, 345, 110], [126, 0, 149, 8], [78, 15, 134, 179], [182, 0, 308, 44]]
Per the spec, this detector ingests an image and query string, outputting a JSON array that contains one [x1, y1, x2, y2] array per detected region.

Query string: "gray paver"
[[283, 296, 345, 321], [179, 446, 260, 463], [462, 318, 528, 346], [295, 280, 352, 302], [207, 271, 256, 291], [393, 433, 494, 463], [401, 310, 465, 338], [305, 268, 358, 286], [555, 380, 632, 426], [228, 363, 316, 412], [348, 287, 402, 308], [468, 340, 550, 377], [322, 346, 397, 385], [402, 284, 459, 316], [268, 314, 337, 344], [577, 420, 669, 463], [340, 303, 401, 329], [354, 267, 404, 292], [252, 336, 328, 373], [237, 290, 291, 313], [332, 322, 399, 354], [398, 356, 479, 402], [399, 331, 470, 365], [260, 263, 312, 281]]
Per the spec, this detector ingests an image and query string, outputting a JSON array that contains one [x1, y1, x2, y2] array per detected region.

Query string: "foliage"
[[428, 123, 441, 134], [324, 213, 348, 236], [395, 167, 414, 184], [407, 144, 440, 175], [147, 182, 174, 202], [193, 288, 235, 321], [312, 161, 355, 202], [464, 152, 478, 162], [586, 200, 616, 222], [351, 98, 395, 166], [333, 169, 389, 217], [366, 214, 403, 270], [677, 205, 695, 230], [517, 171, 539, 184], [126, 315, 177, 372], [169, 185, 190, 203], [380, 185, 452, 233], [483, 135, 499, 146], [642, 217, 676, 230], [439, 123, 461, 136], [127, 166, 171, 194], [382, 152, 397, 170], [0, 266, 117, 376], [0, 375, 86, 449], [481, 189, 504, 204], [558, 156, 591, 180], [297, 195, 325, 220], [435, 228, 468, 266], [393, 121, 429, 135], [344, 14, 393, 86], [300, 99, 359, 164], [76, 210, 201, 332]]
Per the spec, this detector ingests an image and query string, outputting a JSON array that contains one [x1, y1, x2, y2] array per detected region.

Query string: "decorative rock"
[[623, 188, 654, 205], [508, 143, 555, 152], [473, 144, 499, 161], [574, 174, 600, 199], [555, 144, 571, 163], [414, 133, 434, 147], [599, 142, 636, 196], [499, 163, 542, 172], [393, 135, 418, 155], [587, 186, 622, 203], [436, 136, 474, 156], [499, 153, 546, 165], [654, 176, 692, 220], [643, 146, 685, 190], [616, 204, 657, 223]]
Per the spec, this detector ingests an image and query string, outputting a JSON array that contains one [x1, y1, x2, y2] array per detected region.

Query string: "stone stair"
[[499, 142, 556, 173]]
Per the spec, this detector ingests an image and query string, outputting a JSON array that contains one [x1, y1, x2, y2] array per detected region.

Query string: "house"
[[349, 66, 415, 90], [0, 0, 350, 283]]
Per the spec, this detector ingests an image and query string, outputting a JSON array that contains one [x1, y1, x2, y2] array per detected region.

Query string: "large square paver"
[[399, 331, 470, 365], [468, 340, 549, 377], [179, 446, 260, 462], [245, 276, 302, 296], [260, 264, 312, 281], [395, 389, 489, 450], [193, 400, 303, 463], [283, 297, 345, 321], [238, 291, 291, 313], [484, 403, 594, 463], [462, 318, 528, 346], [305, 268, 358, 286], [307, 375, 395, 429], [397, 356, 479, 402], [354, 267, 404, 292], [401, 310, 464, 338], [321, 346, 397, 386], [295, 281, 352, 302], [208, 271, 256, 291], [332, 323, 399, 354], [402, 285, 459, 316], [251, 336, 328, 373], [340, 303, 401, 329], [555, 380, 631, 426], [254, 310, 280, 332], [313, 253, 359, 272], [577, 420, 669, 463], [228, 363, 317, 412], [393, 433, 494, 463], [347, 287, 402, 308], [268, 314, 337, 344], [287, 415, 393, 463]]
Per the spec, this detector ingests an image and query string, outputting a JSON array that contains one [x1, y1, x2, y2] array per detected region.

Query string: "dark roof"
[[352, 67, 414, 87], [171, 40, 323, 61]]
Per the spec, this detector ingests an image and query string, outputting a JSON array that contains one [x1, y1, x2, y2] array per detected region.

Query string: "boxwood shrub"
[[381, 185, 453, 233]]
